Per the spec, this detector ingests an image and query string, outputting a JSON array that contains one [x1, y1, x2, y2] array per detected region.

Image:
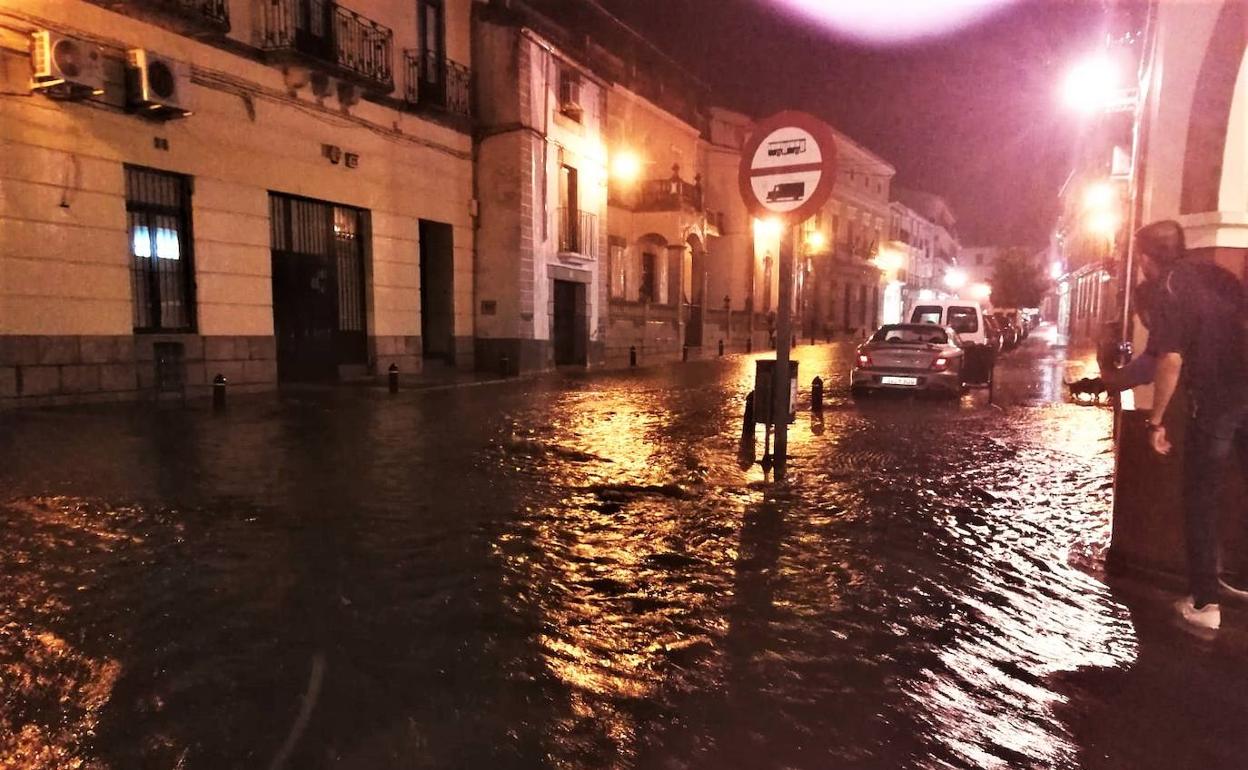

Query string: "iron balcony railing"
[[91, 0, 230, 33], [259, 0, 394, 91], [558, 208, 598, 259], [403, 49, 471, 117], [635, 175, 703, 212]]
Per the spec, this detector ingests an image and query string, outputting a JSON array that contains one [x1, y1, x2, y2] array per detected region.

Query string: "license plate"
[[880, 376, 918, 386]]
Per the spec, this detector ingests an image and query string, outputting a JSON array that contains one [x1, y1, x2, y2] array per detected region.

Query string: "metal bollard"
[[388, 363, 399, 393], [682, 345, 689, 362], [629, 345, 637, 367], [499, 355, 510, 378], [811, 376, 824, 412], [212, 373, 227, 410], [718, 339, 724, 357], [740, 391, 755, 448]]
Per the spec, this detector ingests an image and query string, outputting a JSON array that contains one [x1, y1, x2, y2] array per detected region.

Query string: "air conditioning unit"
[[30, 30, 105, 98], [558, 67, 583, 121], [127, 48, 192, 119]]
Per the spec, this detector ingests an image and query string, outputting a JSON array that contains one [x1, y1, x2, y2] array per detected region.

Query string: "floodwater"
[[2, 329, 1247, 769]]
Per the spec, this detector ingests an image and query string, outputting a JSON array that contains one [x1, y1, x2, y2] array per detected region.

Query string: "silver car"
[[851, 323, 966, 398]]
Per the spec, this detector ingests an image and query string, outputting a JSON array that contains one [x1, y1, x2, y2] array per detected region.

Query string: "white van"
[[907, 299, 994, 382]]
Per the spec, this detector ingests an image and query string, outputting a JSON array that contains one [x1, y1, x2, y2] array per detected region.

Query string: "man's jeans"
[[1183, 401, 1248, 605]]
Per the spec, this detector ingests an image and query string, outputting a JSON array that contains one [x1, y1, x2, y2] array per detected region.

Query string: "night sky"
[[597, 0, 1110, 248]]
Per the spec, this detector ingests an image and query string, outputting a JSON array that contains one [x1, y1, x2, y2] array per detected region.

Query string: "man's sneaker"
[[1175, 597, 1221, 632], [1219, 575, 1248, 602]]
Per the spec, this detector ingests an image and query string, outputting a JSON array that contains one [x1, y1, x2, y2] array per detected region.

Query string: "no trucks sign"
[[738, 111, 839, 222]]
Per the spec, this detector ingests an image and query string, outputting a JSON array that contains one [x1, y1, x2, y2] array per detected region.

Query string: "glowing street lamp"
[[1061, 54, 1123, 114], [944, 268, 967, 290], [1082, 180, 1117, 211], [610, 150, 642, 183], [872, 247, 904, 274], [1049, 261, 1064, 280], [1086, 210, 1121, 240], [805, 231, 827, 251], [753, 217, 783, 238], [970, 282, 992, 301]]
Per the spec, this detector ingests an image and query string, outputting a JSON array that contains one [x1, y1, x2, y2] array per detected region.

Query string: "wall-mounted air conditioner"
[[127, 48, 192, 119], [31, 30, 105, 98]]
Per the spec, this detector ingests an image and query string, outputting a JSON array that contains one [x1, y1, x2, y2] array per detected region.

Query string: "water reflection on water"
[[0, 337, 1180, 769]]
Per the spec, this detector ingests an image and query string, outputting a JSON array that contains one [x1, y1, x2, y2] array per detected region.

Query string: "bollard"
[[499, 355, 510, 379], [741, 391, 754, 442], [718, 339, 724, 357], [212, 373, 227, 410], [792, 334, 797, 348], [388, 363, 399, 393], [682, 345, 689, 362], [629, 345, 637, 368], [746, 338, 752, 353], [811, 376, 823, 412], [809, 332, 815, 346]]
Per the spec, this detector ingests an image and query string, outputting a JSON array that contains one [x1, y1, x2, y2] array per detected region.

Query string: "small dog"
[[1067, 377, 1110, 404]]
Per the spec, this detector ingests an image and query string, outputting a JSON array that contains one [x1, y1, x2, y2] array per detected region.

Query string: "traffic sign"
[[738, 110, 838, 223]]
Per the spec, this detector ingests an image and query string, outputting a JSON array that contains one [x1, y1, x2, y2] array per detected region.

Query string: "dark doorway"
[[685, 243, 705, 348], [270, 193, 368, 382], [419, 219, 455, 361], [553, 279, 587, 366]]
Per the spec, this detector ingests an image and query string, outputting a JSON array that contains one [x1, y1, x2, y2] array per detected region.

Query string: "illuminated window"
[[126, 166, 195, 332]]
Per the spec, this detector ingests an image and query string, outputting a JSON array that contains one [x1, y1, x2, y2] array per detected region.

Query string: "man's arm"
[[1148, 351, 1183, 455]]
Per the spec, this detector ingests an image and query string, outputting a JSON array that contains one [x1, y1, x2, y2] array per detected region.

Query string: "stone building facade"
[[1, 0, 476, 406]]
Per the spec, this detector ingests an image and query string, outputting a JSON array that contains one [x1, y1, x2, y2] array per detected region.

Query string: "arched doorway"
[[685, 233, 706, 347]]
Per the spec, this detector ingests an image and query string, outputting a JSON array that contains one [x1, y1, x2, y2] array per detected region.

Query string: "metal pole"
[[772, 224, 794, 481]]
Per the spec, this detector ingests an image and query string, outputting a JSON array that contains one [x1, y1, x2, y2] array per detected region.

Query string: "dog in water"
[[1066, 377, 1110, 404]]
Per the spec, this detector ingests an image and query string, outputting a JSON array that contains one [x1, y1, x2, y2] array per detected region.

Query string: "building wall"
[[473, 22, 608, 372], [0, 0, 475, 406]]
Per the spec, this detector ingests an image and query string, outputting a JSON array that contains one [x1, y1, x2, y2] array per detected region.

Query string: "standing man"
[[1136, 220, 1248, 631]]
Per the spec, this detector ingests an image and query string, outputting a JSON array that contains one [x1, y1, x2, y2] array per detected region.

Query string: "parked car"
[[983, 315, 1005, 354], [851, 323, 967, 398], [907, 299, 994, 384], [991, 312, 1021, 350]]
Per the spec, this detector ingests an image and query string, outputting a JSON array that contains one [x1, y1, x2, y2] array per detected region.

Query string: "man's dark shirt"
[[1146, 260, 1248, 412]]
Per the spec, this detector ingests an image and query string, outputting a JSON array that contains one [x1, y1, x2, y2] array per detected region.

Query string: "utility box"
[[753, 359, 798, 425]]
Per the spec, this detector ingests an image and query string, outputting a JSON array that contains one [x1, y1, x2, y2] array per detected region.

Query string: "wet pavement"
[[3, 328, 1248, 769]]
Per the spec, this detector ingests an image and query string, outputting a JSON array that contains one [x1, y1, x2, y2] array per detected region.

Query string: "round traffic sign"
[[738, 110, 838, 223]]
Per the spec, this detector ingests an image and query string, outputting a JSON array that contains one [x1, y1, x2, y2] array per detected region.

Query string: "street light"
[[1061, 54, 1123, 113], [754, 217, 783, 238], [872, 247, 904, 274], [805, 230, 827, 251], [1082, 180, 1117, 211], [611, 150, 642, 183], [1085, 209, 1121, 240], [944, 268, 967, 290], [970, 282, 992, 301]]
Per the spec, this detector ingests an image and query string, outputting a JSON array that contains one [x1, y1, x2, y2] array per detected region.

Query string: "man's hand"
[[1149, 424, 1172, 455]]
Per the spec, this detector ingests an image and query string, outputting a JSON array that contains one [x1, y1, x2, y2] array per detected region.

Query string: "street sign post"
[[738, 111, 838, 481]]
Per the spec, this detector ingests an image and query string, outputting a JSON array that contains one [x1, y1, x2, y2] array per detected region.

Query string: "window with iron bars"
[[126, 166, 196, 332]]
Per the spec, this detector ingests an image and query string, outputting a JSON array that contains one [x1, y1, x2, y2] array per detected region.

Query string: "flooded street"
[[3, 331, 1247, 769]]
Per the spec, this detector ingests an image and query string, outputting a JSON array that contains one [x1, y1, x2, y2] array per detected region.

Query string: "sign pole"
[[772, 222, 794, 481], [737, 110, 837, 484]]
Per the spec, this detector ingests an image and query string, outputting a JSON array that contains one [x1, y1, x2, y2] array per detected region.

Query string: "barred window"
[[126, 166, 195, 332]]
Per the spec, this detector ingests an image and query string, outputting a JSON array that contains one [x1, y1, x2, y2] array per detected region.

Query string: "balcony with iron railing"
[[91, 0, 230, 34], [403, 49, 471, 118], [258, 0, 394, 92], [635, 173, 703, 212], [558, 208, 598, 260]]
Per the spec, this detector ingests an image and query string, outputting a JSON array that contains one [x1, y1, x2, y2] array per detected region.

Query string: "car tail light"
[[931, 356, 949, 371], [857, 353, 872, 367]]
